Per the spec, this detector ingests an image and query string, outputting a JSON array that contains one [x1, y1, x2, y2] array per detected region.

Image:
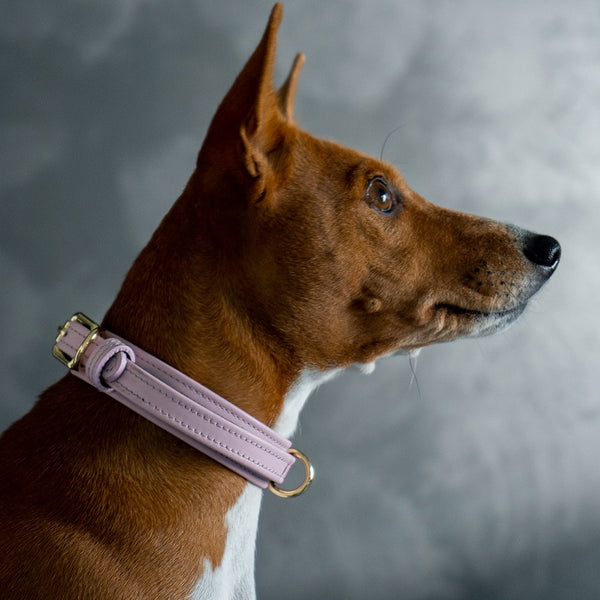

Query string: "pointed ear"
[[237, 3, 283, 134], [236, 3, 287, 199], [277, 53, 305, 122], [197, 4, 289, 202]]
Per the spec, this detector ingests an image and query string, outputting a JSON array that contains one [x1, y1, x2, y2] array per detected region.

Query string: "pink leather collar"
[[52, 313, 313, 497]]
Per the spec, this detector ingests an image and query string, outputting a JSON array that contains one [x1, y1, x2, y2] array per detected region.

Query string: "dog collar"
[[52, 312, 313, 498]]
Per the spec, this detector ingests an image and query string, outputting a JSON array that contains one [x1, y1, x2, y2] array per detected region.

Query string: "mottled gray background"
[[1, 1, 598, 598]]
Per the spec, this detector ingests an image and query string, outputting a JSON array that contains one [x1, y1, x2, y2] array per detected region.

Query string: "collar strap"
[[52, 312, 313, 498]]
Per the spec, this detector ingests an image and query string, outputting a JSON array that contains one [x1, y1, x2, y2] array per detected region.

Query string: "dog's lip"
[[436, 301, 529, 338], [436, 301, 527, 320]]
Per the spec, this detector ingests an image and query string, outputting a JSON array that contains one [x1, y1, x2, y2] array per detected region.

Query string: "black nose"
[[523, 234, 561, 269]]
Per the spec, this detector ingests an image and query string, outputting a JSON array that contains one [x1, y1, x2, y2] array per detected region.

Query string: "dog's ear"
[[277, 52, 305, 122], [197, 3, 290, 203], [236, 3, 285, 199]]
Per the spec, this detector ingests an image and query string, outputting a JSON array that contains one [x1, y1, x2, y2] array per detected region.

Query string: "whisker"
[[380, 124, 405, 161], [408, 353, 422, 403]]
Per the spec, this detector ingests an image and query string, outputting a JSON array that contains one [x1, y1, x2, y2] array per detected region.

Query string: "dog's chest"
[[190, 484, 262, 600], [189, 369, 339, 599]]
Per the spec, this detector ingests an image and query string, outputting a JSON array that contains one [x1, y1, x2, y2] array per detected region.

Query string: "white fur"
[[351, 361, 376, 375], [190, 484, 262, 600], [273, 367, 342, 438], [189, 367, 342, 599]]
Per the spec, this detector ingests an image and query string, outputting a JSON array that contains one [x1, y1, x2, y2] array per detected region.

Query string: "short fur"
[[0, 4, 559, 599]]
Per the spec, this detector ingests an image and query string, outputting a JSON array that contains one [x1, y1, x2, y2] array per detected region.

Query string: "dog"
[[0, 4, 560, 599]]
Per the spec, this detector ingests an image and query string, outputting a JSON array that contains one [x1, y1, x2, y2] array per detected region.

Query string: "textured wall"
[[1, 1, 598, 598]]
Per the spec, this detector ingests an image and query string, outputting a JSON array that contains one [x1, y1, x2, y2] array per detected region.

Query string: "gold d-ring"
[[269, 448, 314, 499]]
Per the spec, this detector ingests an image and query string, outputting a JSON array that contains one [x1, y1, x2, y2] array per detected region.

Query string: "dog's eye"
[[365, 178, 395, 214]]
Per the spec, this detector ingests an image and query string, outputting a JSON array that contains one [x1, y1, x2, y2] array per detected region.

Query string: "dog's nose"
[[523, 234, 561, 269]]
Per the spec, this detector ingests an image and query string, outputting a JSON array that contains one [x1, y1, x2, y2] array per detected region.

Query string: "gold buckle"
[[52, 312, 99, 370], [268, 448, 314, 499]]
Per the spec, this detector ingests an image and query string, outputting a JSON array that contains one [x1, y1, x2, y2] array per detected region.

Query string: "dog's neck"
[[103, 187, 296, 430], [189, 369, 335, 599], [100, 188, 329, 598]]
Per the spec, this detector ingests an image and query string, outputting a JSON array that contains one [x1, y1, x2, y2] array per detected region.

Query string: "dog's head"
[[152, 4, 560, 371]]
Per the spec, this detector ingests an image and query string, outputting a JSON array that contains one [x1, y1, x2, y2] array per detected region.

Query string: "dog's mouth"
[[437, 301, 528, 337]]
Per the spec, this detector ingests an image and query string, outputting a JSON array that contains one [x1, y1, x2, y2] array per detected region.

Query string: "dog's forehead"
[[294, 133, 408, 190], [346, 156, 408, 189]]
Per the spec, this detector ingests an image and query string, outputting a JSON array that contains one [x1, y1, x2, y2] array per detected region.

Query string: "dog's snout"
[[523, 234, 561, 270]]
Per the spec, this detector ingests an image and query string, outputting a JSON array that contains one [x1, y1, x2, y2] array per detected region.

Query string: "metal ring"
[[268, 448, 314, 499]]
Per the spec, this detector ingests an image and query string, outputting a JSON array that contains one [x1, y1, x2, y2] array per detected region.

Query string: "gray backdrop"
[[1, 1, 598, 599]]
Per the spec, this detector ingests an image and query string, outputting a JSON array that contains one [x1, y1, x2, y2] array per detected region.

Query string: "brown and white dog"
[[0, 4, 559, 599]]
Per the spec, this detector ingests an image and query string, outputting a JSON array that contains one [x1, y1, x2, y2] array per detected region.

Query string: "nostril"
[[523, 234, 561, 269]]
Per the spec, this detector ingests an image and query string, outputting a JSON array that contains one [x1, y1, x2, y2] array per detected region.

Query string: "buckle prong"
[[52, 312, 99, 370]]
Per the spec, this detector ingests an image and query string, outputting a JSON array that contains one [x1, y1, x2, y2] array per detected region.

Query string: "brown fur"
[[0, 4, 558, 598]]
